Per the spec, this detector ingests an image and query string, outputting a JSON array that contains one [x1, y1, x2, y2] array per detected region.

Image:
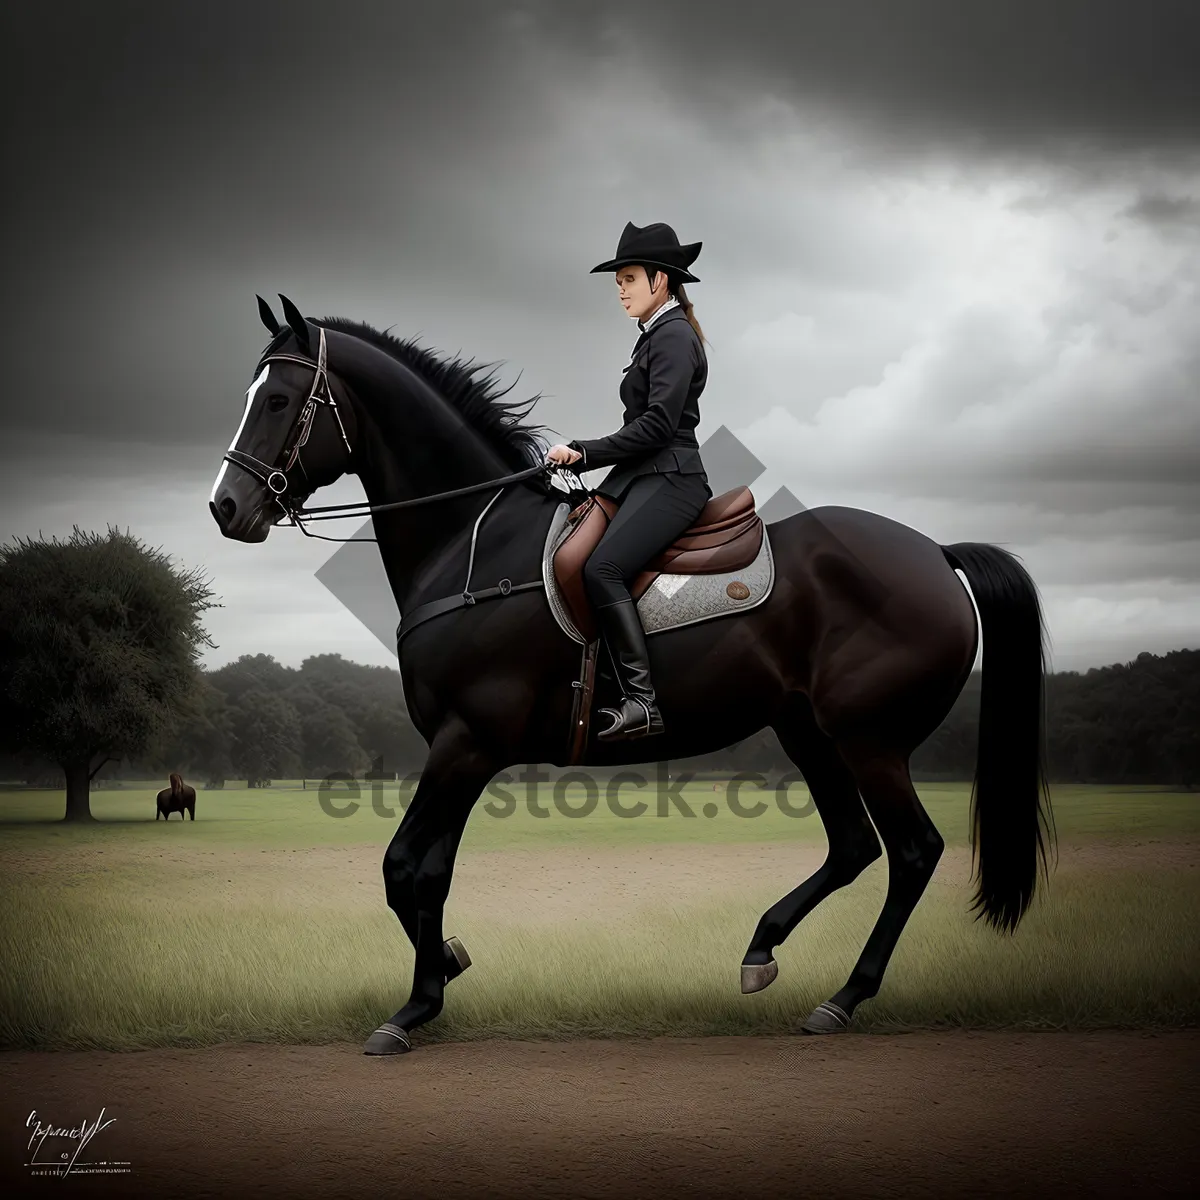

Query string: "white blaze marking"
[[210, 363, 271, 504]]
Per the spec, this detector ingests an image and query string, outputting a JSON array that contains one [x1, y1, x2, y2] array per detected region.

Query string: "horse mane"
[[170, 773, 183, 794], [318, 317, 551, 471]]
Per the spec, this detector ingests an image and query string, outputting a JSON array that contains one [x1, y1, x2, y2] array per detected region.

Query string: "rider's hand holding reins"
[[546, 444, 583, 466]]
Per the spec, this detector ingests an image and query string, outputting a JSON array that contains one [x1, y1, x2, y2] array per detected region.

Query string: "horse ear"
[[256, 294, 282, 335], [278, 294, 311, 349]]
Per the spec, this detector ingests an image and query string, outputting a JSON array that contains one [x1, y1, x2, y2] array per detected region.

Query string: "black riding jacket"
[[568, 305, 709, 500]]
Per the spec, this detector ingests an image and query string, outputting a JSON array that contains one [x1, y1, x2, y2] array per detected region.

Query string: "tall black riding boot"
[[595, 598, 665, 740]]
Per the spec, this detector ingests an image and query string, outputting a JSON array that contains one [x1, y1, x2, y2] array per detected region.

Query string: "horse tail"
[[941, 542, 1056, 933]]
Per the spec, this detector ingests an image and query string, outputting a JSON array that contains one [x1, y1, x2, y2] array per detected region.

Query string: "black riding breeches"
[[581, 472, 713, 609]]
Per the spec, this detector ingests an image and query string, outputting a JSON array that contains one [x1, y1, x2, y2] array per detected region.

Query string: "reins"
[[278, 461, 559, 545], [294, 461, 556, 520]]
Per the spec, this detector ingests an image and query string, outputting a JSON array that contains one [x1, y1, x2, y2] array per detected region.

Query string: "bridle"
[[222, 324, 567, 544], [222, 324, 354, 508]]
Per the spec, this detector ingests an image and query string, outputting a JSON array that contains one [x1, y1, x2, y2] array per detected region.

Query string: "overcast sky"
[[2, 0, 1198, 674]]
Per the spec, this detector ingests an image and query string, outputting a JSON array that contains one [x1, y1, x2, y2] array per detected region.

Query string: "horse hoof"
[[445, 935, 472, 975], [740, 959, 779, 994], [800, 1001, 852, 1034], [363, 1023, 412, 1055]]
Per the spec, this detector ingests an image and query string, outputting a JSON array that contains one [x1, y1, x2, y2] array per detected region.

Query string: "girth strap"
[[396, 578, 545, 648]]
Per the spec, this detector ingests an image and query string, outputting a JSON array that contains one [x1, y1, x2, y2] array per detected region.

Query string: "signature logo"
[[25, 1108, 131, 1178]]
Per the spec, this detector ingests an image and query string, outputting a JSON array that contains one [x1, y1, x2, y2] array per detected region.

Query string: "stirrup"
[[627, 695, 655, 735]]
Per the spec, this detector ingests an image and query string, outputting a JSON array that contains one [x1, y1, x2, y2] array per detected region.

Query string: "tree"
[[208, 653, 296, 705], [152, 675, 234, 787], [299, 701, 370, 780], [0, 526, 218, 820], [227, 688, 302, 786], [297, 654, 427, 771]]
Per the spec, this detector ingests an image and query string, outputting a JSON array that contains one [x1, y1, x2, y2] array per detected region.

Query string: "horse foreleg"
[[365, 718, 495, 1056], [378, 812, 474, 999]]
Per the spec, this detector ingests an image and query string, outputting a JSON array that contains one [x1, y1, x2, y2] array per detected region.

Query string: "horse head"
[[210, 295, 360, 543], [209, 295, 549, 548]]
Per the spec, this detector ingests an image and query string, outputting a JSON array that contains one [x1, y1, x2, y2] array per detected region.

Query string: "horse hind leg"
[[801, 737, 944, 1034], [741, 698, 882, 995]]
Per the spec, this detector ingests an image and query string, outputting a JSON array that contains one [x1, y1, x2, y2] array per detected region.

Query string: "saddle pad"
[[541, 501, 776, 644]]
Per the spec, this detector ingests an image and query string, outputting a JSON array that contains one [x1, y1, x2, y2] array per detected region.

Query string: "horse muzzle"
[[209, 465, 280, 543]]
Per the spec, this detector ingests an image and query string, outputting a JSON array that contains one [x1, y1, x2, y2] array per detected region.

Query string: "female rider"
[[546, 221, 712, 741]]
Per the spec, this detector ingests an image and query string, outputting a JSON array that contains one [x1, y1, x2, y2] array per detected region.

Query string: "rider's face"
[[615, 265, 668, 323]]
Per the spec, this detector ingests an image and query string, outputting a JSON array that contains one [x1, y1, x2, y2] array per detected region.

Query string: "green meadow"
[[4, 777, 1198, 847], [1, 780, 1197, 1049]]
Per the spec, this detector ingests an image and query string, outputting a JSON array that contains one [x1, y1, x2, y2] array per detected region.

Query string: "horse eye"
[[267, 394, 290, 413]]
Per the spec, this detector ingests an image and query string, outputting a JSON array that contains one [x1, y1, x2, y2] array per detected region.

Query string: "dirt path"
[[2, 1032, 1196, 1198]]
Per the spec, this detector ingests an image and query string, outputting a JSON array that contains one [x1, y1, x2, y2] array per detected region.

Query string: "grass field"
[[4, 778, 1198, 847], [1, 781, 1197, 1049]]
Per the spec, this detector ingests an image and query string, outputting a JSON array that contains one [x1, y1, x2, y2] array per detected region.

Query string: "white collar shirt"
[[636, 296, 679, 333]]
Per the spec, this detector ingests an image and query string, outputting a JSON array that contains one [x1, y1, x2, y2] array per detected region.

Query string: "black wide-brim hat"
[[590, 221, 702, 284]]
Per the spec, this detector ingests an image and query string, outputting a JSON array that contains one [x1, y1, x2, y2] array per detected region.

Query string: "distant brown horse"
[[156, 773, 196, 820]]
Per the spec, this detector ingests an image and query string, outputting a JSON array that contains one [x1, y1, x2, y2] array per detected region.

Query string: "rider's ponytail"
[[644, 265, 710, 350], [673, 281, 708, 349]]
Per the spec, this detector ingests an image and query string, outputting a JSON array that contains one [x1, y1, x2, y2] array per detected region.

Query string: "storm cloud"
[[2, 0, 1197, 672]]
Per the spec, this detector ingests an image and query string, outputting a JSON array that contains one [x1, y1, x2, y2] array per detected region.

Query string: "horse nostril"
[[218, 497, 237, 521]]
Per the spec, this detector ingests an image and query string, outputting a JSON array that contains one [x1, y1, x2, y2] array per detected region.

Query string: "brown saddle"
[[552, 485, 763, 642]]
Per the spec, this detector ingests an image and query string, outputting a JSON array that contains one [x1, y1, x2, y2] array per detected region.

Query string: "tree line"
[[156, 652, 428, 786], [3, 528, 1197, 824], [689, 648, 1199, 788], [7, 646, 1197, 791]]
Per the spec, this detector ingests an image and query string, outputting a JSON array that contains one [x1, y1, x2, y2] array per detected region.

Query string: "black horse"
[[157, 773, 196, 820], [210, 295, 1054, 1055]]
